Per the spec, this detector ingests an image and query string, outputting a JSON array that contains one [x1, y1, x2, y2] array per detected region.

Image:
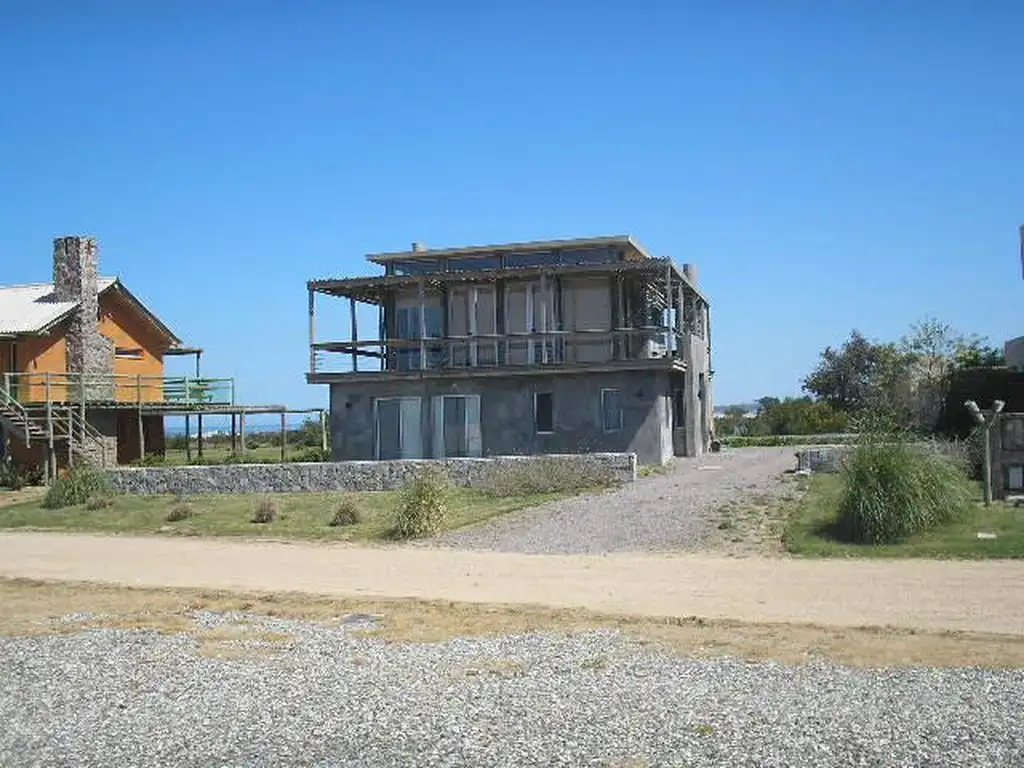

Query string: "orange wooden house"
[[0, 236, 226, 470]]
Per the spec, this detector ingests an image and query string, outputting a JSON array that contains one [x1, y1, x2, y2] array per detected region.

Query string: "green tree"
[[803, 331, 912, 415]]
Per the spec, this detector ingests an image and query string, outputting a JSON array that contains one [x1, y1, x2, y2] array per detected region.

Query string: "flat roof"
[[366, 235, 654, 264]]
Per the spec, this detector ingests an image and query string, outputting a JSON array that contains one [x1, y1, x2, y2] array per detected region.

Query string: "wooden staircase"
[[0, 385, 109, 471]]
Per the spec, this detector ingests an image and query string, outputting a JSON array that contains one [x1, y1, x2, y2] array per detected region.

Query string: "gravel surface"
[[1, 612, 1021, 767], [441, 447, 797, 554]]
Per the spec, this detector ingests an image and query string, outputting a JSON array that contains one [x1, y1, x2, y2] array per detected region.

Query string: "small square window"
[[601, 388, 622, 432], [534, 392, 553, 433]]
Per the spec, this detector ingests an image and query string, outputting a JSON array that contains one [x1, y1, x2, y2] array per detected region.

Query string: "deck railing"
[[310, 327, 687, 375], [1, 372, 235, 407]]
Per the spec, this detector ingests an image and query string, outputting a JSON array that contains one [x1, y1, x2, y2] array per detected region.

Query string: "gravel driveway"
[[2, 613, 1020, 767], [442, 447, 796, 554]]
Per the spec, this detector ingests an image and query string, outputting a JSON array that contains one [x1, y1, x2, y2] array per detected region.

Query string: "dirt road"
[[1, 531, 1022, 635]]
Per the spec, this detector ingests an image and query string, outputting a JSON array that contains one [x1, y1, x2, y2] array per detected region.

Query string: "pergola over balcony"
[[306, 257, 709, 380]]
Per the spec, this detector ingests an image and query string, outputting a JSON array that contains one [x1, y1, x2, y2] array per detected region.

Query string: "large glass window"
[[505, 251, 561, 269], [390, 259, 442, 276], [447, 255, 503, 272], [601, 388, 623, 432]]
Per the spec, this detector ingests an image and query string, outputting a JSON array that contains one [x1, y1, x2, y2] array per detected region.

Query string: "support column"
[[616, 275, 626, 361], [320, 409, 328, 453], [308, 287, 317, 375], [417, 278, 426, 370], [230, 414, 237, 455], [184, 415, 191, 463], [280, 411, 286, 463], [665, 260, 673, 354], [240, 412, 247, 453], [197, 414, 204, 460], [138, 406, 145, 463], [349, 297, 358, 373], [539, 272, 549, 364]]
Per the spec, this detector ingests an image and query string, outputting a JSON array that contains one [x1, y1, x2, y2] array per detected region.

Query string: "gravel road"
[[442, 447, 796, 554], [2, 613, 1021, 767]]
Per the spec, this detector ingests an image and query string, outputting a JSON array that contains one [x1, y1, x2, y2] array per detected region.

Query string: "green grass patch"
[[784, 475, 1024, 558], [719, 434, 858, 448], [0, 488, 560, 541]]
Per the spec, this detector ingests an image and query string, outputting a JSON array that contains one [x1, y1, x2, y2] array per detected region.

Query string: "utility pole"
[[965, 399, 1005, 505]]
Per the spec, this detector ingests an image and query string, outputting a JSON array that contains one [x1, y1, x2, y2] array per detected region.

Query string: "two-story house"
[[0, 235, 234, 474], [306, 236, 713, 465]]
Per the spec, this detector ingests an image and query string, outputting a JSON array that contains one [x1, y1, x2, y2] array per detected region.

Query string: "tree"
[[802, 331, 913, 415]]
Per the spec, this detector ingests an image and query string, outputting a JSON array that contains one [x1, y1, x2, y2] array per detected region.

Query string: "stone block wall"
[[106, 453, 637, 495]]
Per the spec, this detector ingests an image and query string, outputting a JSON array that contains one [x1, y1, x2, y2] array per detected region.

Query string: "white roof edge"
[[365, 235, 652, 263]]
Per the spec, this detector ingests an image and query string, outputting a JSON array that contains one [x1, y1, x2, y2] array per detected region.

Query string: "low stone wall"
[[107, 453, 638, 495], [795, 446, 849, 473]]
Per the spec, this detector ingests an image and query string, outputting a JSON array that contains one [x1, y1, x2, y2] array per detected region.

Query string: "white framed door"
[[431, 394, 482, 458], [374, 397, 422, 460]]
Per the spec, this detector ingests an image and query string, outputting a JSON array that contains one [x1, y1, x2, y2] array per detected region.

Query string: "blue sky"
[[1, 1, 1021, 410]]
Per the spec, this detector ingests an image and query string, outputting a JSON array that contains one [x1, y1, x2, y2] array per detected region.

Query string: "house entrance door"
[[431, 395, 482, 458], [374, 397, 422, 460]]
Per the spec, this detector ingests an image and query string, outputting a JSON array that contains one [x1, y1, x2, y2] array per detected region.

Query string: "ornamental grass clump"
[[835, 436, 975, 545]]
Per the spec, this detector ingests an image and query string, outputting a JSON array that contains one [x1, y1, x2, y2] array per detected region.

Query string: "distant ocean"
[[164, 414, 318, 436]]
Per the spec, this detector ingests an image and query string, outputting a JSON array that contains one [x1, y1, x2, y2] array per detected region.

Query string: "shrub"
[[43, 467, 113, 510], [291, 447, 331, 463], [0, 462, 25, 491], [483, 456, 613, 497], [165, 499, 194, 522], [329, 498, 363, 527], [84, 494, 113, 510], [392, 467, 449, 539], [834, 437, 976, 544], [250, 497, 278, 524]]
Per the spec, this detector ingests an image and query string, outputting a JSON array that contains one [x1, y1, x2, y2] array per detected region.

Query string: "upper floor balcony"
[[306, 237, 710, 381]]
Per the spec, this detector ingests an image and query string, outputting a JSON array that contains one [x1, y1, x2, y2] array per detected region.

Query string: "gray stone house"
[[306, 236, 713, 465]]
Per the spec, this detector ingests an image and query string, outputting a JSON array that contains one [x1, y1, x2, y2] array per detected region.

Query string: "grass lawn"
[[784, 475, 1024, 558], [0, 488, 559, 542]]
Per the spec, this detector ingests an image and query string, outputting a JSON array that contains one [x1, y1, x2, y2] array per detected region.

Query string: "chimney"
[[52, 236, 113, 387], [682, 263, 698, 285], [411, 242, 426, 253]]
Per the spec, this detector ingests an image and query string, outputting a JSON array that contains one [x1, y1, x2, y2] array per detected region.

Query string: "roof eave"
[[365, 234, 647, 264]]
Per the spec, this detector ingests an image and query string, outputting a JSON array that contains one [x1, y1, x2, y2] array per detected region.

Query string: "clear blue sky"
[[1, 1, 1021, 410]]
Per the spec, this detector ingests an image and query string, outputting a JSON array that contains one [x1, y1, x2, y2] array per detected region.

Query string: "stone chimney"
[[53, 236, 114, 395], [411, 242, 427, 252]]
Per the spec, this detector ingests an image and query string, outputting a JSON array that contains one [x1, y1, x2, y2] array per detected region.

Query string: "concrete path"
[[1, 532, 1022, 635]]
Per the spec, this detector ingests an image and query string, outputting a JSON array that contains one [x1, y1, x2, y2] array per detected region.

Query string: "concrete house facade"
[[307, 236, 714, 465]]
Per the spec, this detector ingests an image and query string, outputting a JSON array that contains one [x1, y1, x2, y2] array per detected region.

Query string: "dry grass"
[[0, 487, 46, 509], [2, 578, 1023, 669]]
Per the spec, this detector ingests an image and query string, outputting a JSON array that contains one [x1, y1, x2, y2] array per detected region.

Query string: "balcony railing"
[[1, 372, 235, 407], [310, 327, 688, 375]]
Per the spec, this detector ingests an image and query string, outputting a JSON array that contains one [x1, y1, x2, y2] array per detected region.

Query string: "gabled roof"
[[0, 278, 181, 345]]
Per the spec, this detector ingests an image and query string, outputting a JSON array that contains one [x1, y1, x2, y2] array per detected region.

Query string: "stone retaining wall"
[[107, 453, 637, 495]]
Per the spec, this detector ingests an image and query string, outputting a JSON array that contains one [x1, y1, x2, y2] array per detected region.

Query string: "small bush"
[[43, 467, 113, 510], [329, 498, 363, 527], [84, 494, 113, 510], [483, 456, 613, 497], [0, 462, 26, 491], [165, 499, 194, 522], [291, 447, 331, 463], [250, 497, 278, 524], [835, 438, 976, 544], [392, 467, 449, 539]]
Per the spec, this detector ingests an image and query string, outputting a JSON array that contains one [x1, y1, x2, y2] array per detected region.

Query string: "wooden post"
[[501, 282, 510, 366], [184, 414, 192, 463], [308, 288, 317, 375], [539, 272, 549, 364], [378, 303, 385, 372], [616, 275, 626, 361], [665, 260, 673, 355], [349, 297, 358, 373], [45, 382, 54, 484], [197, 414, 204, 460], [239, 412, 247, 454], [67, 406, 74, 468], [417, 278, 426, 370], [79, 374, 86, 452], [280, 411, 286, 463], [320, 409, 328, 453], [138, 406, 145, 463], [230, 414, 237, 455]]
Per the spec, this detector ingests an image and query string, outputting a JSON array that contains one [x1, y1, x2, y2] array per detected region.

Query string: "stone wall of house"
[[106, 453, 638, 495], [53, 236, 114, 400]]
